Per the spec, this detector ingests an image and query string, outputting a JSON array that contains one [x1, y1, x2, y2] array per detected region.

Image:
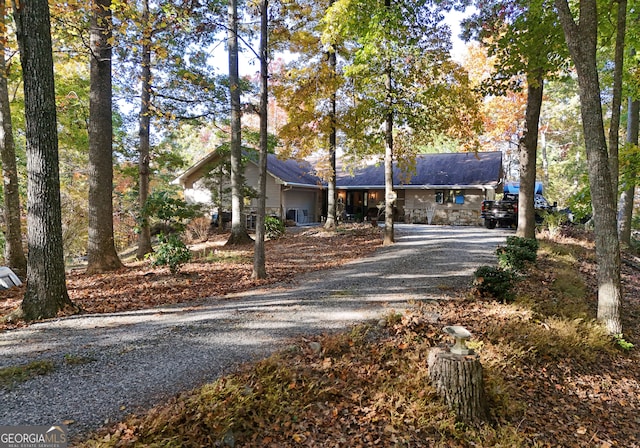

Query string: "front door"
[[346, 191, 367, 221]]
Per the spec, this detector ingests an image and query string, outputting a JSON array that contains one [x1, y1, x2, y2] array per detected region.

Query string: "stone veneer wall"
[[405, 208, 482, 226]]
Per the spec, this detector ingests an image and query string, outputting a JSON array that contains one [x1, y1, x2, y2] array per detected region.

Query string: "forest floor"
[[0, 225, 383, 330], [2, 224, 640, 447]]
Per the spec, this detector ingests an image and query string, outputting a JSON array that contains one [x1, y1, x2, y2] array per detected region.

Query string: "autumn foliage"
[[47, 226, 640, 447]]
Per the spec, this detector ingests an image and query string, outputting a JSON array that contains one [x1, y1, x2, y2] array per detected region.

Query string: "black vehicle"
[[481, 193, 556, 229], [481, 193, 518, 229]]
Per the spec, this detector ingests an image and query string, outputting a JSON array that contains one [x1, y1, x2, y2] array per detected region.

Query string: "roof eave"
[[337, 184, 499, 190], [282, 181, 325, 189]]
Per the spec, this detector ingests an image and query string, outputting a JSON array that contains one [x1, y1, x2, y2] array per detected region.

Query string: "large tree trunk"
[[87, 0, 123, 273], [382, 0, 394, 246], [555, 0, 623, 334], [324, 47, 338, 231], [0, 0, 26, 278], [383, 110, 394, 246], [136, 0, 153, 259], [607, 0, 626, 208], [618, 98, 638, 246], [252, 0, 268, 280], [428, 347, 488, 424], [517, 76, 544, 239], [13, 0, 77, 320], [226, 0, 251, 246]]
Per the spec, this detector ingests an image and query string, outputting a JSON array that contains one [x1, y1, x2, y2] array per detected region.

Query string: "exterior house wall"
[[244, 162, 282, 215], [404, 189, 485, 226], [283, 189, 318, 224], [184, 178, 213, 207]]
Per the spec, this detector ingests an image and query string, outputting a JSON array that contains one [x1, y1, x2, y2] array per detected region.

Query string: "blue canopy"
[[503, 182, 543, 194]]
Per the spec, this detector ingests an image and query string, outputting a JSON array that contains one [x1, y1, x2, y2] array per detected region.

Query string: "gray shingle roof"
[[336, 151, 502, 188], [266, 154, 323, 186], [177, 149, 502, 190]]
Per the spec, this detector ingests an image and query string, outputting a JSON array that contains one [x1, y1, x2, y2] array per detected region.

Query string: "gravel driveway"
[[0, 224, 509, 441]]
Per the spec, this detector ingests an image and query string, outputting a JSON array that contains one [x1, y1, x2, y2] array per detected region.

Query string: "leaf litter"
[[2, 225, 640, 447]]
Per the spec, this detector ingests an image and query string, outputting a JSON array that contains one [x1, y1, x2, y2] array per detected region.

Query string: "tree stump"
[[427, 347, 488, 423]]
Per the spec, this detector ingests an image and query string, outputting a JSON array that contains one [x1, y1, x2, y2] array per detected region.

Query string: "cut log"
[[427, 347, 488, 423]]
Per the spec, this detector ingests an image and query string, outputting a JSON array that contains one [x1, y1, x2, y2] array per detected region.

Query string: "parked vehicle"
[[481, 193, 556, 229], [481, 193, 518, 229]]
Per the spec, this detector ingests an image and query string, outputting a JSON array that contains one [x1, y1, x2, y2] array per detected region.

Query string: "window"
[[436, 190, 464, 204]]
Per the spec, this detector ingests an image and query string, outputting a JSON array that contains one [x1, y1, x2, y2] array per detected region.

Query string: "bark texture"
[[428, 347, 488, 424], [607, 0, 626, 206], [618, 98, 638, 246], [517, 77, 543, 239], [87, 0, 123, 273], [14, 0, 77, 319], [383, 109, 394, 246], [324, 47, 338, 231], [136, 0, 153, 259], [382, 0, 394, 246], [252, 0, 268, 280], [554, 0, 622, 334], [0, 0, 26, 278], [226, 0, 251, 246]]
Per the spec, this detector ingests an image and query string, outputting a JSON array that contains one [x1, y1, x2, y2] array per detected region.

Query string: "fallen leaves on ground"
[[4, 225, 640, 447], [0, 225, 382, 330]]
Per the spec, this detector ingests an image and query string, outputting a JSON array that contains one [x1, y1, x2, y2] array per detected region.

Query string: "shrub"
[[264, 216, 285, 239], [473, 265, 517, 302], [185, 216, 211, 244], [505, 235, 539, 253], [496, 236, 538, 272], [138, 190, 203, 235], [152, 233, 192, 274]]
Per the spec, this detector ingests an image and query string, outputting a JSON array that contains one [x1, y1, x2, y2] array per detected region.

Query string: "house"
[[335, 151, 503, 226], [174, 150, 503, 226], [174, 151, 324, 226]]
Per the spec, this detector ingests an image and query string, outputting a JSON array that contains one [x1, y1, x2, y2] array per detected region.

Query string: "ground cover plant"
[[2, 225, 640, 446]]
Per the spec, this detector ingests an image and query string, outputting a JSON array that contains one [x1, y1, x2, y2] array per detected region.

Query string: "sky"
[[210, 7, 475, 76]]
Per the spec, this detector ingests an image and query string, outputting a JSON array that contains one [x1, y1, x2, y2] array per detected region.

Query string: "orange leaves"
[[0, 225, 383, 331]]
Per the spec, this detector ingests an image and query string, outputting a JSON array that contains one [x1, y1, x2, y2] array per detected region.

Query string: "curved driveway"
[[0, 224, 510, 440]]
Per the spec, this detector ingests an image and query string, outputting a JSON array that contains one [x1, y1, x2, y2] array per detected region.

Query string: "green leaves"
[[322, 0, 481, 156], [151, 233, 192, 274], [138, 189, 203, 235]]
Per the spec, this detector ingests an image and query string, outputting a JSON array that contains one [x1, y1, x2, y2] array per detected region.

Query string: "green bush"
[[138, 190, 203, 235], [152, 233, 192, 274], [496, 236, 538, 272], [473, 265, 517, 303], [264, 216, 285, 239], [505, 235, 539, 253]]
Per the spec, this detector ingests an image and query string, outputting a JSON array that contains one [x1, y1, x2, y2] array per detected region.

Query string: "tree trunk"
[[324, 46, 338, 231], [252, 0, 268, 280], [136, 0, 153, 259], [540, 123, 549, 189], [226, 0, 251, 246], [0, 0, 26, 278], [13, 0, 78, 320], [618, 97, 638, 246], [607, 0, 626, 208], [384, 109, 394, 246], [428, 347, 488, 424], [87, 0, 123, 273], [517, 76, 543, 239], [555, 0, 623, 334]]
